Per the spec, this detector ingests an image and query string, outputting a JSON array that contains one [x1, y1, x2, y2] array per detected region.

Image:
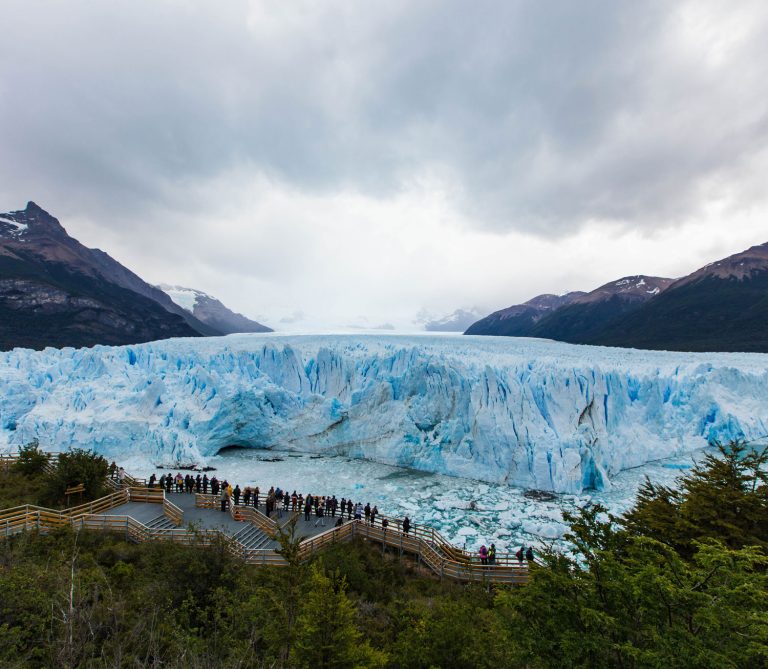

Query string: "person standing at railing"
[[148, 474, 156, 489], [339, 497, 346, 519], [254, 486, 260, 508], [202, 474, 209, 494], [297, 492, 303, 512], [488, 543, 496, 565], [165, 474, 173, 493], [243, 487, 251, 507], [526, 546, 534, 564], [233, 485, 241, 506], [370, 505, 378, 526], [402, 516, 411, 535], [283, 489, 290, 512], [515, 546, 524, 565], [304, 494, 312, 521], [220, 487, 228, 512], [314, 500, 326, 527], [354, 503, 363, 521], [382, 517, 389, 533], [364, 503, 371, 524], [291, 491, 298, 511], [479, 544, 488, 565], [346, 499, 353, 520]]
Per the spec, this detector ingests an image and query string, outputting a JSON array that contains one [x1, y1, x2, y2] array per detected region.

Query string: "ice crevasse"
[[0, 334, 766, 494]]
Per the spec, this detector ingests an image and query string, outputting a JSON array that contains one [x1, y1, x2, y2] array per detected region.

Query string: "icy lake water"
[[129, 447, 708, 554]]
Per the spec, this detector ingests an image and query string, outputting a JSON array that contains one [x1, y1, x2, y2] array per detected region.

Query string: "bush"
[[44, 448, 110, 505], [11, 440, 49, 477]]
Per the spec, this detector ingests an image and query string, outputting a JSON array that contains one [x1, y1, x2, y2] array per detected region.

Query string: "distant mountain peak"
[[157, 283, 273, 334]]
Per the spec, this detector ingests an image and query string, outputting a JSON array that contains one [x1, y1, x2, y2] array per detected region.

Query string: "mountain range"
[[0, 202, 271, 350], [466, 242, 768, 352]]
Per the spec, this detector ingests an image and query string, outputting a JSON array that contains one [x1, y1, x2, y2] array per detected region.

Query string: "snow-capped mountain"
[[158, 284, 272, 334], [465, 291, 586, 337], [1, 334, 765, 494], [420, 308, 484, 332], [466, 241, 768, 352], [0, 202, 207, 350]]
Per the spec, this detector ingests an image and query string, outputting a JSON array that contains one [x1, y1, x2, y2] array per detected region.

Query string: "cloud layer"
[[1, 1, 767, 328]]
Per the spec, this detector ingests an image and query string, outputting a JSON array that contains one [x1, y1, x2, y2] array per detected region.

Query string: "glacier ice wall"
[[1, 334, 767, 494]]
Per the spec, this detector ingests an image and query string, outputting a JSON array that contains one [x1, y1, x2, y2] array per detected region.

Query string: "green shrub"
[[10, 440, 49, 477]]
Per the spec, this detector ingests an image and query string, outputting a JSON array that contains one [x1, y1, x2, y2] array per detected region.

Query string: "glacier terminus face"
[[1, 333, 766, 494]]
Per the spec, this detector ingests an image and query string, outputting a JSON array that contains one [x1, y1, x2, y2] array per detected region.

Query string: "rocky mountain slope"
[[159, 284, 272, 334], [466, 243, 768, 352], [0, 202, 203, 350]]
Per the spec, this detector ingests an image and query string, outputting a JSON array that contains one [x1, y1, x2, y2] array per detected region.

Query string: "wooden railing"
[[0, 452, 530, 583], [163, 498, 184, 526], [230, 502, 279, 537]]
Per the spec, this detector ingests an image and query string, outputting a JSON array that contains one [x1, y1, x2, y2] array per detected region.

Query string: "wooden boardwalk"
[[0, 454, 531, 584]]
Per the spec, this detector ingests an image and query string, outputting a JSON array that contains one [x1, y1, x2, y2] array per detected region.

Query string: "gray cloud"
[[1, 1, 768, 329], [1, 1, 767, 233]]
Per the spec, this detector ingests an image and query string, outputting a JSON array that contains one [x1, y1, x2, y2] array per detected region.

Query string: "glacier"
[[0, 333, 767, 494]]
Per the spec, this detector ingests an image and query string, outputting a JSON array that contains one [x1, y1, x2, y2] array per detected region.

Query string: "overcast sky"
[[2, 1, 768, 331]]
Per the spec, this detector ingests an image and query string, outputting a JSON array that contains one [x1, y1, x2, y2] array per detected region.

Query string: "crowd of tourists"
[[143, 470, 532, 567], [146, 471, 411, 534]]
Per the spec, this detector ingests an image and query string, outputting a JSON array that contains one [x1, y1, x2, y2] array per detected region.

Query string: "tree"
[[291, 564, 385, 669], [11, 440, 49, 477], [44, 449, 109, 505], [623, 441, 768, 556]]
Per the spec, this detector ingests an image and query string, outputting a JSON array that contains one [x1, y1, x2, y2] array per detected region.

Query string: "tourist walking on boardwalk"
[[118, 467, 126, 484], [370, 505, 378, 526], [488, 543, 496, 565], [364, 503, 371, 524], [526, 546, 534, 564], [402, 516, 411, 535], [479, 544, 488, 565], [233, 485, 241, 506], [346, 499, 353, 519]]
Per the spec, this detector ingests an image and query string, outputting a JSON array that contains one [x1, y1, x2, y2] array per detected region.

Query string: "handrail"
[[162, 498, 184, 527], [0, 451, 530, 582]]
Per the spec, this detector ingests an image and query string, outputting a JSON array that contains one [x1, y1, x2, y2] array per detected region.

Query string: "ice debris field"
[[1, 333, 767, 498]]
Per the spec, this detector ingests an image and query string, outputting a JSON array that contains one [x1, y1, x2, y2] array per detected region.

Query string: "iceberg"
[[1, 334, 766, 494]]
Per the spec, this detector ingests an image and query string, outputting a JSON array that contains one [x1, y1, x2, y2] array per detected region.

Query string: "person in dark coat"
[[346, 499, 353, 519], [202, 474, 209, 494], [402, 517, 411, 535], [525, 546, 534, 563], [244, 488, 252, 507], [304, 494, 313, 521], [364, 503, 371, 524], [233, 485, 241, 506]]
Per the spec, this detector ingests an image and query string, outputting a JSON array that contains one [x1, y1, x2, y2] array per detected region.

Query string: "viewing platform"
[[0, 454, 531, 584]]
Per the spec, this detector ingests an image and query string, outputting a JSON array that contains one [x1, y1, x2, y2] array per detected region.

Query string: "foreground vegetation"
[[0, 442, 766, 668]]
